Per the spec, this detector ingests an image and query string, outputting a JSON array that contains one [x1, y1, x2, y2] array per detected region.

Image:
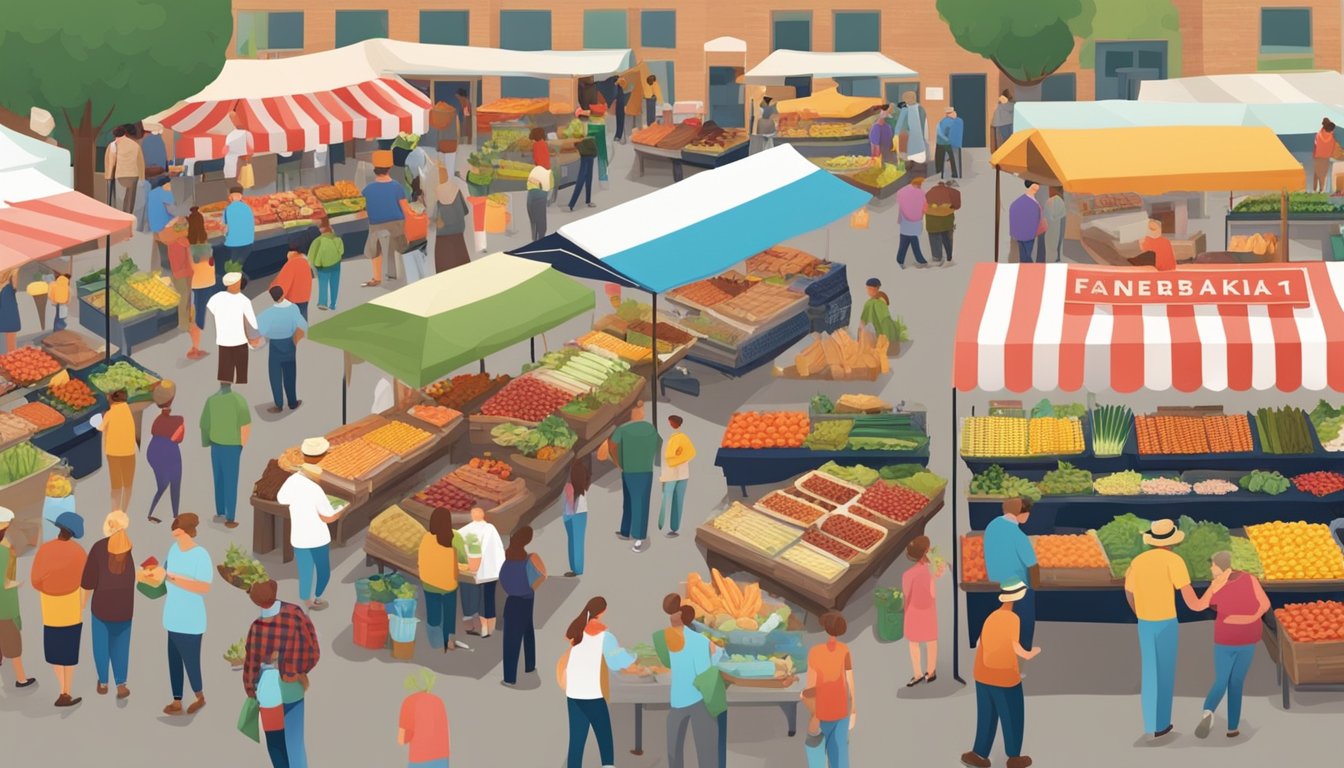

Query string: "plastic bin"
[[874, 588, 905, 642], [353, 602, 389, 649]]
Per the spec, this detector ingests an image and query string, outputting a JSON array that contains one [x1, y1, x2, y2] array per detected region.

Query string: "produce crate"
[[1279, 624, 1344, 685], [508, 449, 573, 486], [81, 359, 161, 402], [468, 413, 541, 448], [1031, 531, 1116, 588], [805, 294, 853, 334], [801, 262, 849, 307], [557, 375, 645, 442], [0, 455, 59, 556], [776, 540, 850, 585], [752, 491, 827, 529], [813, 510, 888, 559], [793, 470, 865, 507], [720, 671, 797, 689]]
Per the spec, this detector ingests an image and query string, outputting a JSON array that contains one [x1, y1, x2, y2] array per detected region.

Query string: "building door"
[[950, 73, 987, 148], [1095, 41, 1168, 99], [708, 66, 745, 127], [1041, 73, 1077, 101]]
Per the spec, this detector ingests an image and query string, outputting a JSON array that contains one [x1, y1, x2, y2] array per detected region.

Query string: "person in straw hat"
[[277, 437, 342, 611], [1125, 518, 1200, 740], [0, 507, 36, 689], [81, 510, 135, 699], [31, 510, 87, 707], [961, 581, 1040, 768]]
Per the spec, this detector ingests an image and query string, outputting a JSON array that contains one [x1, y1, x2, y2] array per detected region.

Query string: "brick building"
[[228, 0, 1341, 147]]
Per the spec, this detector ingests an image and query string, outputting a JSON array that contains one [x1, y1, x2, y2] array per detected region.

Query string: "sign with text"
[[1065, 268, 1310, 306]]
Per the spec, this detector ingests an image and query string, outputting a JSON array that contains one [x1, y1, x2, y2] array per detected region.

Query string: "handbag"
[[850, 208, 870, 230], [238, 161, 255, 190], [652, 628, 728, 717], [237, 697, 261, 743]]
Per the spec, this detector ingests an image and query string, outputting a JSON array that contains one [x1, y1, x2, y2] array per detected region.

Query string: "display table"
[[1262, 610, 1344, 709], [1226, 211, 1344, 260], [686, 311, 813, 377], [716, 446, 929, 496], [609, 675, 801, 766], [968, 489, 1344, 532], [75, 301, 176, 358], [633, 143, 750, 183]]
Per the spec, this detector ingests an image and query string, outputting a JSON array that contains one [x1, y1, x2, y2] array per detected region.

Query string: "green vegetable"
[[1255, 407, 1313, 454], [894, 471, 947, 497], [1038, 461, 1092, 495], [1092, 404, 1133, 457], [810, 394, 835, 414], [804, 420, 852, 451], [1171, 516, 1230, 581], [395, 583, 417, 600], [224, 639, 247, 663], [1093, 470, 1143, 496], [968, 464, 1040, 501], [1233, 191, 1341, 214], [1239, 470, 1290, 495], [1310, 399, 1344, 444], [819, 461, 879, 487], [1229, 537, 1264, 577], [1097, 513, 1151, 577], [0, 442, 54, 486], [879, 463, 925, 480]]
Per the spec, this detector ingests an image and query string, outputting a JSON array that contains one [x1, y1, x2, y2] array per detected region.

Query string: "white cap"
[[222, 272, 243, 286], [301, 437, 330, 457], [0, 506, 13, 527]]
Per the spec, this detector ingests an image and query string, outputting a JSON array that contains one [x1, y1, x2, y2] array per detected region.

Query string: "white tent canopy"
[[743, 50, 917, 85], [0, 125, 72, 188], [704, 37, 747, 54], [1138, 71, 1344, 105]]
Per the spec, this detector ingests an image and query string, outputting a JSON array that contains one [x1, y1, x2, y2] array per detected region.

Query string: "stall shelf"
[[1262, 610, 1344, 710], [716, 445, 930, 496]]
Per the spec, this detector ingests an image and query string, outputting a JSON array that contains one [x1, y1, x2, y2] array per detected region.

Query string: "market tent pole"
[[994, 167, 1001, 263], [479, 358, 485, 374], [341, 375, 348, 425], [951, 385, 963, 683], [650, 291, 659, 424], [104, 237, 111, 361], [531, 336, 536, 363], [1280, 189, 1289, 262]]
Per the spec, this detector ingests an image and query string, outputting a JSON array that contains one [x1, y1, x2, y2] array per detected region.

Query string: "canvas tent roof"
[[1013, 100, 1344, 136], [743, 50, 916, 84], [778, 87, 881, 119], [1138, 71, 1344, 106]]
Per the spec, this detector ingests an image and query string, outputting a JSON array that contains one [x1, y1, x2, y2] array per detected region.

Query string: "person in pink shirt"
[[398, 669, 450, 768], [895, 177, 929, 268], [1188, 551, 1269, 739], [902, 536, 945, 687]]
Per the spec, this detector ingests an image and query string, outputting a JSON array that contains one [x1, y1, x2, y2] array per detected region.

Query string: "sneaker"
[[116, 685, 130, 700], [563, 571, 578, 577], [960, 753, 991, 768], [1006, 757, 1033, 768], [1226, 730, 1240, 738], [665, 531, 680, 538], [1153, 724, 1174, 739], [317, 305, 328, 311], [224, 522, 239, 530], [452, 640, 471, 650], [309, 598, 328, 611], [1196, 710, 1214, 739], [632, 540, 647, 553]]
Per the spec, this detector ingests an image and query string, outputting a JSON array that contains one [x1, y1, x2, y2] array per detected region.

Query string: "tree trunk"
[[71, 101, 99, 198]]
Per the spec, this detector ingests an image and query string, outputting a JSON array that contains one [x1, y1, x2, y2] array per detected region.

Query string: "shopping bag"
[[850, 208, 870, 230], [237, 697, 261, 743], [695, 665, 728, 717], [400, 200, 428, 242], [400, 248, 431, 284], [238, 162, 255, 190], [137, 580, 167, 600]]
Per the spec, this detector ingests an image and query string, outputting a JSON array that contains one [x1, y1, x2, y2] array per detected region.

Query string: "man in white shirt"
[[206, 272, 260, 384], [276, 437, 342, 611], [458, 507, 505, 638]]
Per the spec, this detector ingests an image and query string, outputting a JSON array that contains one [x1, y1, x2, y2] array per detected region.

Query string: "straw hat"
[[222, 272, 242, 287], [0, 506, 13, 530], [999, 581, 1028, 603], [152, 380, 176, 407], [1143, 518, 1185, 548], [301, 437, 330, 457]]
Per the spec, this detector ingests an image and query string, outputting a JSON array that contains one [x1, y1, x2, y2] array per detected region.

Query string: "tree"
[[1078, 0, 1182, 77], [937, 0, 1095, 87], [0, 1, 232, 195]]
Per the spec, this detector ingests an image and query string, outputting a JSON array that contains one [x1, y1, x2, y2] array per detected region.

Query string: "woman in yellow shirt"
[[97, 390, 138, 511], [187, 208, 216, 360], [658, 414, 696, 535], [418, 508, 468, 653], [31, 511, 87, 707]]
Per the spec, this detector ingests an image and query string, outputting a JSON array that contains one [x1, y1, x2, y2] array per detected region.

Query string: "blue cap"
[[865, 278, 881, 287], [55, 511, 84, 540]]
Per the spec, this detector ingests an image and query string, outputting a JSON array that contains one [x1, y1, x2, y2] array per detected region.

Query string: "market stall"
[[769, 88, 906, 199], [631, 121, 752, 181]]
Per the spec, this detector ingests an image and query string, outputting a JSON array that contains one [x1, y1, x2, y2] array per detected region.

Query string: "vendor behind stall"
[[1140, 219, 1176, 271]]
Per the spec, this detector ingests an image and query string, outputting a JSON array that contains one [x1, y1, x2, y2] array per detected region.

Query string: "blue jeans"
[[167, 631, 203, 699], [210, 444, 242, 522], [818, 718, 850, 768], [409, 760, 449, 768], [972, 682, 1025, 758], [265, 727, 289, 768], [1017, 239, 1037, 263], [1017, 588, 1036, 648], [563, 513, 587, 574], [897, 234, 927, 265], [91, 616, 131, 686], [423, 588, 457, 650], [660, 479, 688, 532], [567, 697, 614, 768], [294, 545, 330, 602], [502, 596, 535, 684], [1138, 618, 1180, 734], [1204, 643, 1255, 731], [316, 266, 340, 309], [283, 699, 308, 768], [620, 472, 654, 540], [568, 156, 595, 209], [268, 338, 298, 409]]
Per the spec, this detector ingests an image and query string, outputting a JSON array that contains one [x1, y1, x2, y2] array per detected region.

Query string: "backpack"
[[499, 559, 532, 598]]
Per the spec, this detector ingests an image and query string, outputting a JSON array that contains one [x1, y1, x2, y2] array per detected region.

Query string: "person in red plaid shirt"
[[244, 580, 320, 768]]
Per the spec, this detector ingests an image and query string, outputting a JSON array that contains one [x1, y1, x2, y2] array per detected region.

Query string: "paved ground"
[[2, 140, 1340, 767]]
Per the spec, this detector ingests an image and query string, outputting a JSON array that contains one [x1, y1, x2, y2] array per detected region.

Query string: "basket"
[[391, 640, 417, 660], [874, 588, 905, 642]]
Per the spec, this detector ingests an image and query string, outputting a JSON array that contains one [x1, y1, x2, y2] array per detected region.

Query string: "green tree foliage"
[[0, 1, 232, 194], [937, 0, 1095, 86], [1077, 0, 1182, 76]]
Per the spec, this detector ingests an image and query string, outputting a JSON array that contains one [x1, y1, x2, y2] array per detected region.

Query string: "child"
[[308, 218, 344, 311]]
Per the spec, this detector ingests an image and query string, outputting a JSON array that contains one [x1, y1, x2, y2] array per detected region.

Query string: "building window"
[[335, 10, 388, 49], [641, 10, 676, 49], [773, 11, 811, 52], [886, 81, 920, 105], [833, 11, 880, 52], [1261, 8, 1312, 53], [584, 10, 628, 49], [500, 10, 552, 98], [420, 11, 469, 46], [235, 11, 304, 56]]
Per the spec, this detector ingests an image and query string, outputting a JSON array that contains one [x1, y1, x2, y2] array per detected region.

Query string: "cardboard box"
[[1171, 231, 1206, 263]]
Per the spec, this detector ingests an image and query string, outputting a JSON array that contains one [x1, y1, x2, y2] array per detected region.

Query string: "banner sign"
[[1065, 268, 1310, 306]]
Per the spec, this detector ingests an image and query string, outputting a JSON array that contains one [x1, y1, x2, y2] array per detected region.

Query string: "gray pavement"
[[1, 142, 1340, 767]]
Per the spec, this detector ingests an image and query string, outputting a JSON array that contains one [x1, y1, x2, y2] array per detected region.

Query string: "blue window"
[[584, 10, 628, 49], [500, 10, 552, 99], [1261, 8, 1312, 53], [236, 11, 304, 56], [335, 10, 387, 49], [641, 10, 676, 49], [833, 11, 880, 52], [773, 11, 811, 52], [420, 11, 469, 46]]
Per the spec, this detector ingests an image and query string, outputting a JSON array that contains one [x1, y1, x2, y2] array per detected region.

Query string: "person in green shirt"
[[861, 278, 904, 349], [308, 218, 344, 311], [200, 383, 251, 529], [0, 508, 34, 687], [599, 401, 661, 553]]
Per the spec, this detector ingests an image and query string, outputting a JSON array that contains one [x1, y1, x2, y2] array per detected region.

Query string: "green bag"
[[652, 629, 728, 718], [874, 588, 905, 643], [237, 697, 260, 743], [137, 580, 167, 600]]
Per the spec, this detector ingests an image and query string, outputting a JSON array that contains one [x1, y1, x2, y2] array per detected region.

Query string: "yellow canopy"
[[990, 126, 1305, 194], [777, 87, 880, 120]]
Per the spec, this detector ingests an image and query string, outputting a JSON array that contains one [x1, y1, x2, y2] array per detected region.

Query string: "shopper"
[[399, 669, 451, 768], [455, 88, 473, 145], [1189, 550, 1269, 740], [426, 101, 459, 178], [278, 438, 340, 611], [568, 121, 598, 212], [201, 382, 251, 529], [1314, 118, 1339, 192], [161, 513, 212, 716], [758, 96, 778, 150], [526, 164, 553, 241], [146, 380, 184, 524], [221, 186, 256, 280], [0, 269, 20, 354], [31, 510, 86, 707], [96, 389, 138, 512], [656, 593, 723, 768], [500, 526, 546, 687], [434, 178, 472, 273], [244, 579, 319, 768], [256, 285, 308, 414], [207, 271, 259, 384], [860, 278, 902, 347], [869, 104, 895, 166], [557, 596, 635, 768], [272, 236, 315, 319], [50, 271, 71, 331], [418, 508, 468, 653], [105, 125, 144, 214], [0, 508, 34, 689], [458, 506, 505, 639], [612, 78, 631, 143], [645, 75, 662, 126], [599, 401, 661, 553], [658, 414, 696, 536], [806, 612, 855, 768], [362, 153, 407, 286], [563, 457, 592, 577], [1140, 219, 1177, 271], [308, 218, 344, 311], [894, 93, 927, 167], [935, 108, 961, 179], [1044, 188, 1067, 263], [902, 536, 944, 686], [184, 208, 212, 358], [961, 581, 1040, 768], [896, 177, 929, 268], [983, 498, 1040, 647], [79, 511, 134, 700], [146, 175, 181, 271], [991, 90, 1015, 150], [1124, 518, 1200, 740], [925, 179, 961, 265], [1009, 181, 1044, 263]]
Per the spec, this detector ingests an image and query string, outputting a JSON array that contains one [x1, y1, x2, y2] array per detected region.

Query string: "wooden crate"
[[509, 449, 573, 487], [1032, 531, 1117, 588], [1279, 625, 1344, 685], [468, 413, 540, 448]]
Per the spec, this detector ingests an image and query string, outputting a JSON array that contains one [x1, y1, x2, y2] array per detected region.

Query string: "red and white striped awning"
[[0, 169, 135, 271], [160, 77, 431, 160], [954, 263, 1344, 394]]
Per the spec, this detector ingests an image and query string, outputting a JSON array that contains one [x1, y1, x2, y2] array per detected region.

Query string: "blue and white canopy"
[[507, 144, 869, 293]]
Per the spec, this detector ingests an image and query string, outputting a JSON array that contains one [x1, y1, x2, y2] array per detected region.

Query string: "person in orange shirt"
[[271, 235, 315, 319], [1313, 117, 1338, 192], [961, 582, 1041, 768], [1140, 219, 1177, 271], [804, 612, 855, 767]]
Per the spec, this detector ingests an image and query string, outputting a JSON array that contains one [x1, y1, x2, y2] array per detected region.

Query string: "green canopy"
[[309, 253, 596, 387]]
